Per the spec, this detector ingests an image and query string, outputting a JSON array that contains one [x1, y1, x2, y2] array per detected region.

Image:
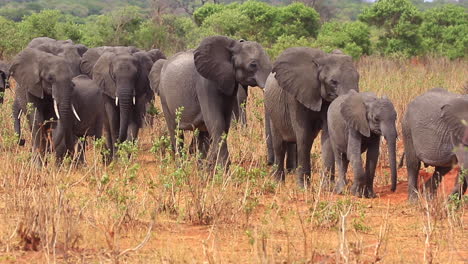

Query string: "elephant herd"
[[0, 35, 466, 202]]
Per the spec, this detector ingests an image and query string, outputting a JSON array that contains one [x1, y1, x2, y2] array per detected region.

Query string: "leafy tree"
[[316, 21, 371, 58], [193, 3, 226, 25], [0, 16, 18, 58], [81, 6, 144, 47], [268, 2, 320, 41], [267, 35, 315, 59], [420, 4, 467, 59], [359, 0, 423, 57]]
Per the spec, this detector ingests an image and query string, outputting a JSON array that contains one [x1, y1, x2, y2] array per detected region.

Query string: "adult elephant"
[[328, 90, 398, 198], [265, 47, 359, 187], [93, 50, 153, 158], [12, 39, 86, 146], [402, 88, 468, 201], [10, 48, 77, 160], [0, 61, 10, 104], [54, 75, 105, 163], [157, 36, 271, 167], [80, 46, 140, 78]]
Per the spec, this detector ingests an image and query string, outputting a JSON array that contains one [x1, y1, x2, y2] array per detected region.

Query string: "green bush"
[[359, 0, 423, 57], [420, 4, 468, 59], [267, 35, 315, 60], [316, 21, 371, 58]]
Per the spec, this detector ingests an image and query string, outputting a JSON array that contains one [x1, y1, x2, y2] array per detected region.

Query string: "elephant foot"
[[273, 169, 285, 182], [297, 174, 311, 189], [267, 157, 274, 166], [333, 180, 347, 194], [351, 183, 375, 198]]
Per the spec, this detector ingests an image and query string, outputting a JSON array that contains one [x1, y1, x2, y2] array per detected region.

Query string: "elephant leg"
[[197, 131, 210, 159], [127, 121, 139, 142], [76, 138, 86, 164], [364, 137, 380, 198], [285, 143, 297, 172], [265, 113, 275, 166], [425, 166, 451, 198], [29, 106, 46, 163], [403, 132, 421, 202], [347, 130, 367, 197], [321, 126, 336, 187], [450, 171, 468, 198], [296, 131, 316, 188], [334, 150, 349, 194], [272, 141, 286, 182], [12, 99, 25, 146], [189, 131, 210, 159], [104, 99, 119, 157]]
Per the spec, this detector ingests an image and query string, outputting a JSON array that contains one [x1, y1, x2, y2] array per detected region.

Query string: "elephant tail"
[[398, 152, 405, 169]]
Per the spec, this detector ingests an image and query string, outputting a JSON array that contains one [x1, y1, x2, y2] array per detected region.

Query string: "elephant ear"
[[93, 52, 116, 98], [441, 98, 468, 142], [80, 47, 104, 77], [272, 47, 325, 111], [147, 49, 166, 62], [194, 35, 238, 95], [10, 48, 43, 98], [341, 90, 370, 137], [75, 44, 88, 57], [134, 52, 154, 95], [149, 59, 167, 96]]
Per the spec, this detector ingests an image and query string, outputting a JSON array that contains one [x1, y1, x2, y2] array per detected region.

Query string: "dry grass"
[[0, 56, 466, 263]]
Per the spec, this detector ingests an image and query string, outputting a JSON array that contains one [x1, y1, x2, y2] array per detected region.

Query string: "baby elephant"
[[403, 88, 468, 201], [328, 90, 398, 198], [54, 75, 105, 163]]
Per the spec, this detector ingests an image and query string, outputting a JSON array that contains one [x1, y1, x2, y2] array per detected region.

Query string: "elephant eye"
[[330, 79, 338, 86], [249, 62, 257, 71], [47, 75, 55, 82]]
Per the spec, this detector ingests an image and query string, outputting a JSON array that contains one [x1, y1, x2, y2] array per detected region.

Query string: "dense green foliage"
[[0, 0, 466, 60], [359, 0, 423, 57], [419, 4, 468, 59]]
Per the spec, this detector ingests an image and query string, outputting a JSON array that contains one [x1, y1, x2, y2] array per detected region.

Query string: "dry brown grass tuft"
[[0, 56, 466, 263]]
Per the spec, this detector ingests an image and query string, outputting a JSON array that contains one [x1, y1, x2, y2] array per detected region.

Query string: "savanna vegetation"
[[0, 0, 466, 263]]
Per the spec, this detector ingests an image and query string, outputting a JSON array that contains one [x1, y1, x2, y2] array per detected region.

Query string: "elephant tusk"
[[72, 104, 81, 122], [133, 96, 136, 105], [17, 109, 23, 119], [54, 99, 60, 119], [115, 97, 119, 106]]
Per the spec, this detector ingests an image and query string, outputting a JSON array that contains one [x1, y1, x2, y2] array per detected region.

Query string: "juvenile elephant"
[[156, 36, 271, 167], [93, 50, 153, 158], [54, 75, 105, 162], [10, 48, 78, 160], [265, 47, 359, 187], [0, 61, 10, 104], [402, 88, 468, 201], [328, 90, 398, 198]]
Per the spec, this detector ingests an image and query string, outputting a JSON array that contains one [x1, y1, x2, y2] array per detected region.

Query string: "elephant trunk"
[[55, 97, 74, 154], [117, 88, 133, 143], [384, 128, 398, 192]]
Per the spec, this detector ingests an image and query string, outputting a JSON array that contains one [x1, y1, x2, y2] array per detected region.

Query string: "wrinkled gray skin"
[[403, 88, 468, 201], [0, 61, 10, 104], [53, 75, 106, 163], [328, 90, 398, 198], [10, 48, 76, 160], [93, 50, 153, 159], [265, 47, 359, 187], [156, 36, 271, 167], [80, 46, 140, 78], [12, 38, 87, 147]]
